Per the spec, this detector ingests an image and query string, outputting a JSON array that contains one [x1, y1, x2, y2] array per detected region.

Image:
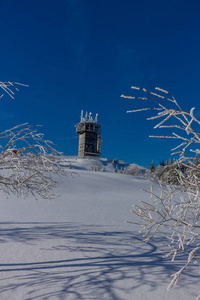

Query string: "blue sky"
[[0, 0, 200, 167]]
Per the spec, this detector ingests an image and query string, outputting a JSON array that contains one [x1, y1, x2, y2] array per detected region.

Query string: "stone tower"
[[75, 111, 102, 157]]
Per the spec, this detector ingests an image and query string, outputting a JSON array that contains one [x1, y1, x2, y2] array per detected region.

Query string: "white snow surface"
[[0, 157, 199, 300]]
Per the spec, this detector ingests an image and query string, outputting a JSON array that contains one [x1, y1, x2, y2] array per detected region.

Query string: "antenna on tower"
[[89, 112, 92, 122], [81, 110, 83, 122], [94, 113, 98, 123]]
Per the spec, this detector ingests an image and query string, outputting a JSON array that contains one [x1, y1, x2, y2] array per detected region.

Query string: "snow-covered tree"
[[122, 86, 200, 293], [150, 159, 184, 185], [160, 163, 181, 185], [0, 81, 67, 199]]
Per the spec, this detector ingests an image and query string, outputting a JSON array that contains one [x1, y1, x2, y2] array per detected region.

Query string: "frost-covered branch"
[[123, 86, 200, 294], [122, 87, 200, 158], [0, 123, 68, 199], [0, 81, 28, 99], [0, 81, 68, 199]]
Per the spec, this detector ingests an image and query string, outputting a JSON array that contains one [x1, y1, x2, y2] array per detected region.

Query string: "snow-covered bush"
[[122, 86, 200, 293], [0, 82, 67, 199], [89, 159, 103, 172], [124, 164, 146, 177]]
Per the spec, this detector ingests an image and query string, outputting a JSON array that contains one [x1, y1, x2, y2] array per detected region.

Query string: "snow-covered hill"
[[0, 157, 198, 299], [64, 156, 147, 175]]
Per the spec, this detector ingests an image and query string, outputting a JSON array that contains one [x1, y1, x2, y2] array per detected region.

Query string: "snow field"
[[0, 157, 199, 299]]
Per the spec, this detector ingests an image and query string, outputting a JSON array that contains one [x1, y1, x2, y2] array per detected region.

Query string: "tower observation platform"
[[75, 111, 102, 157]]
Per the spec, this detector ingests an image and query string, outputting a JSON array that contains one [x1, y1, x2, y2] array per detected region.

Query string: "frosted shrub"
[[124, 164, 145, 177], [122, 86, 200, 293], [0, 82, 67, 199], [89, 159, 103, 172]]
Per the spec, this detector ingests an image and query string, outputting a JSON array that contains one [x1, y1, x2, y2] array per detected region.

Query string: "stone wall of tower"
[[78, 132, 86, 157]]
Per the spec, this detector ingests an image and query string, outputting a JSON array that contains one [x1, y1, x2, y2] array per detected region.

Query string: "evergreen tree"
[[150, 161, 155, 173], [160, 159, 165, 166]]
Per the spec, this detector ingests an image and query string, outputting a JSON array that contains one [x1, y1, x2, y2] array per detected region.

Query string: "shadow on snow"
[[0, 222, 198, 299]]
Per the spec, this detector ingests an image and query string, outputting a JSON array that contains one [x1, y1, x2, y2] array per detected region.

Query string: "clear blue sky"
[[0, 0, 200, 167]]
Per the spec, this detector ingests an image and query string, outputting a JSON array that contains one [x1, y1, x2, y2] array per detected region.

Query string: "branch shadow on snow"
[[0, 222, 198, 299]]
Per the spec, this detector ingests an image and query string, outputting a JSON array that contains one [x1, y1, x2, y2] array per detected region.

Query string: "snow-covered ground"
[[0, 157, 199, 300]]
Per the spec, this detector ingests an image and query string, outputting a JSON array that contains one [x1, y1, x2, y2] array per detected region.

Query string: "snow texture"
[[0, 157, 199, 300]]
